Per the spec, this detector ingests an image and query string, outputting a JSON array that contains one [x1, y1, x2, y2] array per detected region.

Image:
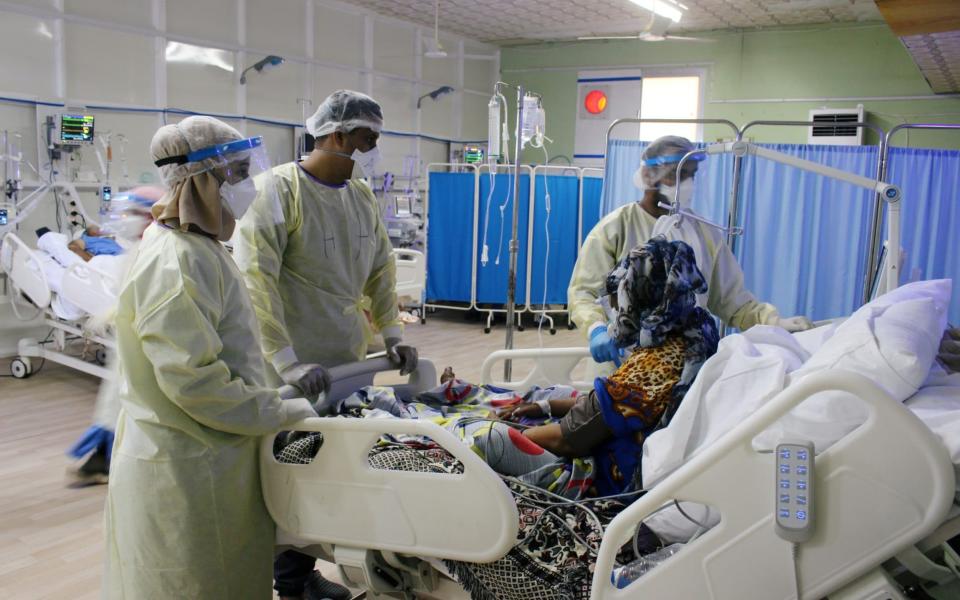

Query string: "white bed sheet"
[[639, 279, 955, 543], [27, 234, 124, 321]]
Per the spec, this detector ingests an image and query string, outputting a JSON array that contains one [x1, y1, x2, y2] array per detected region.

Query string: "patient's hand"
[[498, 403, 543, 422], [939, 328, 960, 374]]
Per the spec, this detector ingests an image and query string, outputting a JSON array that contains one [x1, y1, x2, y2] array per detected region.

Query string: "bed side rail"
[[591, 370, 955, 600], [61, 261, 119, 317], [1, 233, 52, 308], [262, 357, 518, 563], [480, 347, 593, 392]]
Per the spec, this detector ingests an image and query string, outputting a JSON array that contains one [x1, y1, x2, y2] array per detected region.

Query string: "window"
[[638, 75, 702, 142]]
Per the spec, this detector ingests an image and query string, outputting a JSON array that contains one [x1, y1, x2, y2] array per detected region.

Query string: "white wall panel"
[[166, 42, 237, 114], [461, 92, 489, 142], [314, 65, 362, 101], [64, 0, 153, 28], [166, 0, 238, 46], [0, 12, 57, 98], [247, 0, 306, 57], [65, 23, 155, 105], [314, 4, 365, 68], [418, 83, 455, 139], [373, 76, 415, 132], [464, 58, 496, 93], [373, 20, 414, 79], [247, 61, 307, 122]]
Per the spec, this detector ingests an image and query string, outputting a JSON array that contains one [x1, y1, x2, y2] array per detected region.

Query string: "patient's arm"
[[67, 239, 93, 262], [523, 424, 579, 458], [498, 397, 579, 421]]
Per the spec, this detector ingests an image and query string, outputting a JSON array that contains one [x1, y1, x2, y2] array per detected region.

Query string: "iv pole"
[[503, 84, 525, 381]]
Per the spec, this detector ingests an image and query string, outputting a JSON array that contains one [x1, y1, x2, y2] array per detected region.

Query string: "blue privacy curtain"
[[581, 175, 604, 244], [426, 171, 476, 303], [475, 172, 531, 304], [530, 174, 580, 306], [600, 139, 734, 227], [737, 144, 879, 321], [885, 147, 960, 324]]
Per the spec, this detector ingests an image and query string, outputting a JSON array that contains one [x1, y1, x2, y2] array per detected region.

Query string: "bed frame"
[[261, 350, 959, 599], [1, 232, 116, 380]]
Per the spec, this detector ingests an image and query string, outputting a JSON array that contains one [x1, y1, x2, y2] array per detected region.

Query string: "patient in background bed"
[[499, 237, 719, 495], [940, 327, 960, 374]]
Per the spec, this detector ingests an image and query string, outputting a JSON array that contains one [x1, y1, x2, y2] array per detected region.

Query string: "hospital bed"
[[0, 232, 117, 379], [393, 249, 425, 320], [261, 349, 960, 600]]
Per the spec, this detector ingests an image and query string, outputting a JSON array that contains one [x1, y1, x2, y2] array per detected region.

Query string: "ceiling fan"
[[422, 0, 447, 58], [577, 11, 712, 43]]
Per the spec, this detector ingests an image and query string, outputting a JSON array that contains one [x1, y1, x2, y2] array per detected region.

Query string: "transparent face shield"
[[155, 135, 284, 224]]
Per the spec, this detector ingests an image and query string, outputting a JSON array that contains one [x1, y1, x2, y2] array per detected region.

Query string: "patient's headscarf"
[[150, 116, 242, 241], [604, 236, 718, 361]]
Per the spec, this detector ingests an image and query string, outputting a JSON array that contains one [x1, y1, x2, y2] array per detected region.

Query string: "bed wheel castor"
[[550, 328, 557, 335], [95, 347, 108, 366], [484, 327, 491, 334], [11, 357, 32, 379]]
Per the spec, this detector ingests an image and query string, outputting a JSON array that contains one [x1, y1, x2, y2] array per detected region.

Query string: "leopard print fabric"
[[604, 335, 686, 428]]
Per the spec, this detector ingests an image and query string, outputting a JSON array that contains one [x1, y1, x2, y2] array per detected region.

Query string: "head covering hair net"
[[306, 89, 384, 138], [150, 116, 242, 241], [633, 135, 698, 191]]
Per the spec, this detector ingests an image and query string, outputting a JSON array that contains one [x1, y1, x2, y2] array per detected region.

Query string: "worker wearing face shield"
[[102, 116, 318, 599], [569, 135, 812, 374], [233, 90, 416, 600]]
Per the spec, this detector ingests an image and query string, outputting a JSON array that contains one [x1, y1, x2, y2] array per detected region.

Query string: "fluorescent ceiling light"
[[165, 41, 234, 73], [628, 0, 684, 23]]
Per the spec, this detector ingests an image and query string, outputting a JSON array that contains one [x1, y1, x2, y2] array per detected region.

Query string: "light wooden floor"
[[0, 311, 585, 599]]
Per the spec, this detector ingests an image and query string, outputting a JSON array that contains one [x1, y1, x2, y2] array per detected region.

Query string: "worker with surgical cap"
[[569, 135, 812, 373], [102, 115, 317, 599], [234, 89, 415, 600]]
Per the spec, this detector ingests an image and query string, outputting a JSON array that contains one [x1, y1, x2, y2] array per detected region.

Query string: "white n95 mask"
[[351, 146, 382, 179], [659, 178, 694, 208], [220, 177, 258, 219]]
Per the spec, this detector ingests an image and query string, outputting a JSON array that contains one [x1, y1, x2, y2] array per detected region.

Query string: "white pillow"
[[754, 279, 951, 450], [800, 279, 950, 399]]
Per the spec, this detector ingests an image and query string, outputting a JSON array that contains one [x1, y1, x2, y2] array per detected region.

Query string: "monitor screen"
[[61, 114, 95, 144], [463, 145, 484, 164]]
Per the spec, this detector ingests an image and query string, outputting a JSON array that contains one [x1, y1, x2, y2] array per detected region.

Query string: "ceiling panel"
[[347, 0, 883, 44]]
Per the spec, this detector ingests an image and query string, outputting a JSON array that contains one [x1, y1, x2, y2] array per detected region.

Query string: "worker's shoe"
[[67, 448, 109, 488], [303, 570, 352, 600]]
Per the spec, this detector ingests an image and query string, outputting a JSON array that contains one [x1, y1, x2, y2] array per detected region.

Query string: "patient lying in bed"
[[31, 228, 126, 320]]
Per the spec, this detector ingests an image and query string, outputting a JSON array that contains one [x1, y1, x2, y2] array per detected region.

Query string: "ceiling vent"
[[808, 105, 865, 145]]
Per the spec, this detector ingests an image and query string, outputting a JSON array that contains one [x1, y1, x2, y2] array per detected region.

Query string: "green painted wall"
[[499, 23, 960, 163]]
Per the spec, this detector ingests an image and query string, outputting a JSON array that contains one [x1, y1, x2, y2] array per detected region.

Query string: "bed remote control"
[[774, 440, 815, 543]]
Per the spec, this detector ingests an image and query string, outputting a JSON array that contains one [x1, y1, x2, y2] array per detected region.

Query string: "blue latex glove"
[[590, 327, 623, 367]]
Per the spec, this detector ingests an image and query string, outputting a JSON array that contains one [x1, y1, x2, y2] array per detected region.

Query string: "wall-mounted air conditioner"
[[807, 105, 865, 145]]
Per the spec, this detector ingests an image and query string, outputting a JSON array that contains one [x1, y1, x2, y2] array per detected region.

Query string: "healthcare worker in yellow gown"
[[569, 135, 813, 375], [102, 116, 317, 599], [234, 90, 417, 599]]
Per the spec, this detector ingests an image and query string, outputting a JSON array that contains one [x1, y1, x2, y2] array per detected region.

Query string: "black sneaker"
[[303, 570, 352, 600], [67, 448, 109, 488]]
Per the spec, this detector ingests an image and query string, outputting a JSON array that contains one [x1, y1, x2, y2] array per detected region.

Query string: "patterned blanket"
[[274, 380, 645, 599]]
